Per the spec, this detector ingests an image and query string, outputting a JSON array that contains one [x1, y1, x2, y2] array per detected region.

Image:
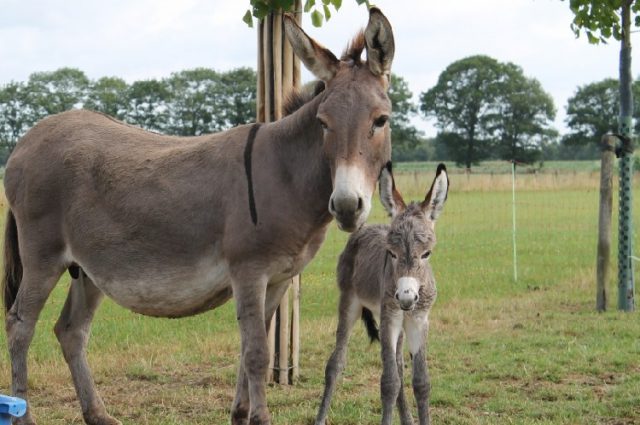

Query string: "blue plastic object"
[[0, 394, 26, 424]]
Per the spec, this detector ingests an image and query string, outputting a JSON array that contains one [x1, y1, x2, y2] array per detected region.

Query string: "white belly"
[[85, 255, 234, 318]]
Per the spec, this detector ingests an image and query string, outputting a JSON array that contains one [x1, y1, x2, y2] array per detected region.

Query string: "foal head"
[[379, 163, 449, 311], [284, 8, 395, 232]]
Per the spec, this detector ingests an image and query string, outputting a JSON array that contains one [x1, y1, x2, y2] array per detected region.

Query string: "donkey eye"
[[373, 115, 389, 128], [421, 251, 431, 260], [387, 250, 397, 260], [317, 118, 329, 130]]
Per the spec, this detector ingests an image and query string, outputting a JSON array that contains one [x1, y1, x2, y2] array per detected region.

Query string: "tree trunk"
[[617, 0, 635, 312]]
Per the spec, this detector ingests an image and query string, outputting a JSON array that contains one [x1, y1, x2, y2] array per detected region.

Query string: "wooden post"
[[597, 135, 616, 312], [291, 275, 300, 383], [257, 1, 302, 385]]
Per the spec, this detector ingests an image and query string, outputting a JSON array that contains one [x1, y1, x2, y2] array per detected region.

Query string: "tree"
[[84, 76, 129, 120], [218, 67, 257, 129], [420, 55, 505, 169], [0, 81, 35, 161], [26, 67, 89, 118], [243, 0, 368, 28], [564, 78, 640, 145], [493, 63, 557, 164], [388, 74, 423, 161], [125, 79, 171, 133], [165, 68, 223, 136], [564, 0, 637, 311]]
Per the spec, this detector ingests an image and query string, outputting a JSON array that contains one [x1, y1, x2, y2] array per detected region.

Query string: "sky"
[[0, 0, 636, 137]]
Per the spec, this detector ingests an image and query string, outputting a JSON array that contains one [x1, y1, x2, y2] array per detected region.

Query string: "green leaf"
[[586, 32, 600, 44], [323, 4, 331, 20], [321, 0, 331, 5], [304, 0, 315, 13], [311, 9, 323, 27], [242, 10, 253, 27], [331, 0, 342, 10]]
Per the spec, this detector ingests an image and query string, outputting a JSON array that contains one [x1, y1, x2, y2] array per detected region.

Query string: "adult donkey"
[[2, 8, 395, 425]]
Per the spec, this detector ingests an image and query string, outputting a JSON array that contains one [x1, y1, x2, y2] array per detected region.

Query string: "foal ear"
[[284, 14, 339, 82], [364, 7, 395, 79], [421, 163, 449, 221], [379, 162, 406, 218]]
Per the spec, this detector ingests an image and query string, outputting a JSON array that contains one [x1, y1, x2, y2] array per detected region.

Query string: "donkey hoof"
[[13, 417, 36, 425], [249, 413, 271, 425], [84, 413, 122, 425]]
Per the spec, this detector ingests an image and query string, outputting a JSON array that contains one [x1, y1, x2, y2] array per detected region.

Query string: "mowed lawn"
[[0, 167, 639, 424]]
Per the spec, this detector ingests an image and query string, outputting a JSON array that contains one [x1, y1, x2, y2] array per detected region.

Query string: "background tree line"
[[0, 67, 257, 163], [1, 58, 637, 167]]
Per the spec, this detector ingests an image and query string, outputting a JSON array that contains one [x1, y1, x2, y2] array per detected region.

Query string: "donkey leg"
[[54, 272, 120, 425], [395, 332, 414, 425], [231, 279, 290, 425], [231, 275, 271, 425], [379, 309, 403, 425], [6, 267, 63, 425], [314, 293, 361, 425]]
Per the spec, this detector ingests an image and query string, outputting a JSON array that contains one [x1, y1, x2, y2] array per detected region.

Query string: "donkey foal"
[[315, 163, 449, 425]]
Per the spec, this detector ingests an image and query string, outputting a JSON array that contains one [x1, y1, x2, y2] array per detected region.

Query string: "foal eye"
[[387, 250, 397, 260], [421, 251, 431, 260], [373, 115, 389, 128]]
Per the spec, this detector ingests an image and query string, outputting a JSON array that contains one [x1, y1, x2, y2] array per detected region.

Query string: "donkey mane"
[[283, 81, 325, 116], [341, 30, 365, 64]]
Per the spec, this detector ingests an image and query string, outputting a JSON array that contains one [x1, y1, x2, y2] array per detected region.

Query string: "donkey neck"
[[258, 94, 333, 225]]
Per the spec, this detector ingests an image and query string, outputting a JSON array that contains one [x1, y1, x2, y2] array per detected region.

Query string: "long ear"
[[284, 14, 339, 82], [364, 7, 395, 79], [421, 163, 449, 221], [379, 161, 406, 218]]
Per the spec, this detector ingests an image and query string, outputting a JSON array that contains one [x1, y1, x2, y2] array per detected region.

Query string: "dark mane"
[[283, 81, 325, 116], [341, 30, 365, 64]]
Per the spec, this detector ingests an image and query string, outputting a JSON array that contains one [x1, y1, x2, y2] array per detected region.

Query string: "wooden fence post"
[[257, 1, 302, 385], [597, 135, 616, 311]]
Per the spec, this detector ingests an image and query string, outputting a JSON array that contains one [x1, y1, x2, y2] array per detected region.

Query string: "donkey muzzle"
[[329, 165, 371, 232]]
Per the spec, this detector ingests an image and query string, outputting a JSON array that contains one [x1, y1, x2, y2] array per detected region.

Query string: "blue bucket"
[[0, 395, 26, 425]]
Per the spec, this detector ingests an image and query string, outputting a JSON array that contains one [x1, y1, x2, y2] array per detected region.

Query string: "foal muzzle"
[[395, 277, 419, 311]]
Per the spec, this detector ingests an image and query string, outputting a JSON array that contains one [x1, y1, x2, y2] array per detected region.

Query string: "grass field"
[[0, 163, 639, 424]]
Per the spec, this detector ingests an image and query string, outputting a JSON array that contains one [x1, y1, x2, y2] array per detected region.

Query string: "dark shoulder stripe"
[[244, 123, 261, 225]]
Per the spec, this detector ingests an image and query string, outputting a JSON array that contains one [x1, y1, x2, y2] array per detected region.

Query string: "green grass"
[[0, 168, 639, 424]]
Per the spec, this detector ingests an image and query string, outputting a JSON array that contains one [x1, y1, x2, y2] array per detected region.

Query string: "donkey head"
[[379, 163, 449, 311], [284, 8, 395, 232]]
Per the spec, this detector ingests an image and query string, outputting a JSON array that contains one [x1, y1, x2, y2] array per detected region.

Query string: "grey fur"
[[1, 9, 395, 425], [315, 164, 448, 425]]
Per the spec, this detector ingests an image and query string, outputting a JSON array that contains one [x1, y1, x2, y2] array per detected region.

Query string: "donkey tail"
[[361, 307, 379, 343], [3, 209, 23, 314]]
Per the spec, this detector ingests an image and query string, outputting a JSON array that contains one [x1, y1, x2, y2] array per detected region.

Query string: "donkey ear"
[[421, 163, 449, 221], [284, 13, 339, 82], [364, 7, 395, 79], [379, 162, 406, 218]]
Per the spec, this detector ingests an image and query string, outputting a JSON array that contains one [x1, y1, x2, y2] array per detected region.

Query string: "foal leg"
[[406, 316, 430, 425], [380, 307, 403, 425], [54, 272, 120, 425], [314, 293, 361, 425], [411, 348, 430, 425], [231, 279, 290, 425], [395, 332, 414, 425], [6, 266, 63, 425]]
